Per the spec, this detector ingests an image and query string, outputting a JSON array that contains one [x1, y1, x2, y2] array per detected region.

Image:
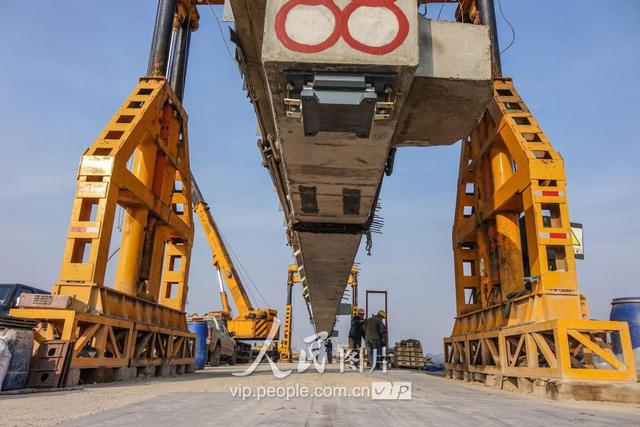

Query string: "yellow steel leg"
[[490, 141, 524, 298], [11, 78, 195, 371], [446, 78, 637, 383], [115, 139, 158, 296]]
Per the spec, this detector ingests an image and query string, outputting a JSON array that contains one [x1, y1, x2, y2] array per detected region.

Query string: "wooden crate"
[[394, 351, 424, 368], [393, 340, 425, 368]]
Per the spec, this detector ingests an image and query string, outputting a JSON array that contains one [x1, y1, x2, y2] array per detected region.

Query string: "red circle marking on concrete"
[[341, 0, 409, 55], [275, 0, 343, 53]]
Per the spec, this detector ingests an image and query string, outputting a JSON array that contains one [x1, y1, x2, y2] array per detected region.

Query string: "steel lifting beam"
[[444, 79, 637, 382]]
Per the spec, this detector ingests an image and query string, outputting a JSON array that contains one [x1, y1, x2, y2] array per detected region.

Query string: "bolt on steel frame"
[[11, 0, 201, 374], [444, 0, 636, 383]]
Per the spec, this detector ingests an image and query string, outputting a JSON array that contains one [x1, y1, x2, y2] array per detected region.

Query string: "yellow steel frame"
[[445, 78, 637, 382], [11, 77, 196, 369], [348, 265, 359, 316], [279, 265, 300, 362]]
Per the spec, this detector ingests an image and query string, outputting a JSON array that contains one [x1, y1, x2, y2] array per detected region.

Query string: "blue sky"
[[0, 1, 639, 353]]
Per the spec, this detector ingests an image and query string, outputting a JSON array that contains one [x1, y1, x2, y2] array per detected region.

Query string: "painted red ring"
[[275, 0, 342, 53], [340, 0, 409, 55]]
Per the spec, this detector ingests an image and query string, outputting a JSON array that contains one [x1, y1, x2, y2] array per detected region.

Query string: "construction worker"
[[348, 308, 365, 352], [364, 310, 386, 369], [324, 338, 333, 363], [309, 336, 322, 361]]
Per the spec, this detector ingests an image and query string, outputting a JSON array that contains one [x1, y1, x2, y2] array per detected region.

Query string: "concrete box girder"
[[229, 1, 491, 333]]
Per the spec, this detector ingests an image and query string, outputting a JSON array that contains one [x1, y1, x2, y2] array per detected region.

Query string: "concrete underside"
[[295, 232, 362, 333], [230, 1, 491, 333], [5, 365, 634, 426]]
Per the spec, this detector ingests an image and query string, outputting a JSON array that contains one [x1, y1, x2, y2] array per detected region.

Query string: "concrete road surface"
[[3, 364, 638, 426]]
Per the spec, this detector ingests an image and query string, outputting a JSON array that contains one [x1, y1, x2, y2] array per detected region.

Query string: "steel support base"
[[11, 305, 195, 375], [444, 319, 637, 383]]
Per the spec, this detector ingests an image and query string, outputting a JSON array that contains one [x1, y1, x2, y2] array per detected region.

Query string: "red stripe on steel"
[[549, 232, 567, 239]]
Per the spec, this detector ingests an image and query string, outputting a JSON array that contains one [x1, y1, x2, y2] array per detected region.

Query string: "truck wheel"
[[209, 344, 221, 367], [229, 350, 237, 365]]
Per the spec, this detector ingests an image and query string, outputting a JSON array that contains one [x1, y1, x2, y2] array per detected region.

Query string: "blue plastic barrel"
[[610, 297, 640, 354], [1, 329, 34, 391], [188, 321, 208, 370]]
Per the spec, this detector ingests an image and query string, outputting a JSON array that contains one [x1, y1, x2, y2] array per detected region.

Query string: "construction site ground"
[[1, 364, 638, 426]]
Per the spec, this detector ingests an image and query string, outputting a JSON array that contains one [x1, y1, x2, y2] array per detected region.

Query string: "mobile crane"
[[191, 178, 278, 342]]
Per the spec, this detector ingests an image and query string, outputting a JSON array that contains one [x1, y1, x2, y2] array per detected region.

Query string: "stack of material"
[[0, 315, 37, 330], [393, 339, 425, 369]]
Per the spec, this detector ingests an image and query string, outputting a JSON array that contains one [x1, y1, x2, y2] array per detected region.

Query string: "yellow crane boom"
[[192, 178, 252, 317], [191, 177, 277, 340]]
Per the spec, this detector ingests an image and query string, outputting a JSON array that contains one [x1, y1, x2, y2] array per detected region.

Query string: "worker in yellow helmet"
[[364, 310, 387, 369]]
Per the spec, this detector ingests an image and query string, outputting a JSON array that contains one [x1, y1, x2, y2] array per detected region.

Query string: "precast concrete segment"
[[262, 0, 420, 64], [262, 0, 419, 225]]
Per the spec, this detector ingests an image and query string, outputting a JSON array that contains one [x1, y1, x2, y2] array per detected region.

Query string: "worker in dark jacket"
[[364, 310, 386, 369], [348, 308, 365, 350], [347, 308, 365, 366], [324, 338, 333, 363]]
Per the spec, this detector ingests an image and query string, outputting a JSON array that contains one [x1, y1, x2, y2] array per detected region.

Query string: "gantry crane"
[[191, 179, 278, 341], [280, 264, 358, 362], [8, 0, 636, 388]]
